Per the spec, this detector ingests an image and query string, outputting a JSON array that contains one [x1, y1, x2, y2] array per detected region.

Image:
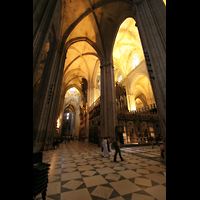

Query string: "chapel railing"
[[131, 103, 157, 113], [88, 98, 156, 114]]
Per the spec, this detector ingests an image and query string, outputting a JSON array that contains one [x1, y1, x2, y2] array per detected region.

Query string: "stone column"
[[70, 114, 74, 136], [43, 48, 66, 148], [135, 0, 166, 160], [100, 63, 118, 142], [33, 39, 58, 152], [85, 84, 91, 140], [87, 82, 92, 107], [33, 0, 58, 84], [33, 42, 65, 152], [74, 102, 80, 137], [124, 78, 130, 111]]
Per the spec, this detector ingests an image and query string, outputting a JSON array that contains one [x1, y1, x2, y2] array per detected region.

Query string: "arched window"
[[132, 54, 139, 69], [66, 87, 80, 96], [118, 74, 122, 82], [70, 87, 76, 93]]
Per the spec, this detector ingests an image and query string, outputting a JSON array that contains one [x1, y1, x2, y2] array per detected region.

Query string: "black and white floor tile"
[[35, 141, 166, 200]]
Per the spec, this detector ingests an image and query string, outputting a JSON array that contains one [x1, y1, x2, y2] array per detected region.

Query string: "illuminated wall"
[[163, 0, 166, 5], [113, 18, 154, 112]]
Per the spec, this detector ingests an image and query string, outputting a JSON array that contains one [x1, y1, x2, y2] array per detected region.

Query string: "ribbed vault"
[[61, 0, 135, 94], [113, 17, 144, 79]]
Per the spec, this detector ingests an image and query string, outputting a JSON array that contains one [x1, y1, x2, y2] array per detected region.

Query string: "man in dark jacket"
[[113, 137, 124, 162]]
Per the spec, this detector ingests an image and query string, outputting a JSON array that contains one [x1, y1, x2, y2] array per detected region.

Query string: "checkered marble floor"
[[121, 145, 163, 159], [35, 141, 166, 200]]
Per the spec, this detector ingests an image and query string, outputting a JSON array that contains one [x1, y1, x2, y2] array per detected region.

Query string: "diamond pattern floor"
[[35, 141, 166, 200]]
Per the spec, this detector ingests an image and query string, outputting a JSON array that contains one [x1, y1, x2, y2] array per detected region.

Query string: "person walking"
[[113, 137, 124, 162], [108, 136, 112, 152], [102, 137, 110, 157], [107, 137, 111, 152], [101, 137, 104, 155]]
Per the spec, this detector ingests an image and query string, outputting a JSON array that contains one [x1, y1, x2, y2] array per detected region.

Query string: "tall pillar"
[[85, 82, 91, 140], [33, 42, 65, 152], [87, 82, 92, 107], [33, 0, 58, 84], [100, 63, 118, 142], [33, 39, 58, 152], [135, 0, 166, 160], [43, 48, 66, 147], [74, 104, 80, 137], [70, 113, 74, 136]]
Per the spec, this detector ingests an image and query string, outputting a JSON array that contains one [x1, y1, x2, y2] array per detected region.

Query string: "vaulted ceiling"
[[60, 0, 136, 95], [113, 17, 144, 80]]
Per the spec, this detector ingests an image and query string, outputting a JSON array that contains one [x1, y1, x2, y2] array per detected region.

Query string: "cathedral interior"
[[33, 0, 166, 199], [33, 0, 165, 153]]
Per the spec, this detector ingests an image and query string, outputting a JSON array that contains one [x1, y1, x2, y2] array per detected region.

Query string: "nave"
[[35, 142, 166, 200]]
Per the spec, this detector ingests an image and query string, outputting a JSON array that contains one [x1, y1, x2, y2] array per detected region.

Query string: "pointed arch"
[[64, 37, 103, 62], [64, 84, 83, 98]]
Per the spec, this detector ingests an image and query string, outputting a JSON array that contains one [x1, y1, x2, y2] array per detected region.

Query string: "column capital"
[[100, 63, 112, 68]]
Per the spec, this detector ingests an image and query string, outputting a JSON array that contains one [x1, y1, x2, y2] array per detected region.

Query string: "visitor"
[[102, 137, 110, 157], [101, 137, 104, 155], [108, 136, 112, 151], [160, 144, 164, 158], [52, 139, 58, 149], [155, 135, 160, 146], [113, 137, 124, 162], [107, 137, 111, 152]]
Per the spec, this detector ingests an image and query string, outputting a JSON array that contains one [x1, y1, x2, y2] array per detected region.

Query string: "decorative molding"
[[100, 63, 111, 68]]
